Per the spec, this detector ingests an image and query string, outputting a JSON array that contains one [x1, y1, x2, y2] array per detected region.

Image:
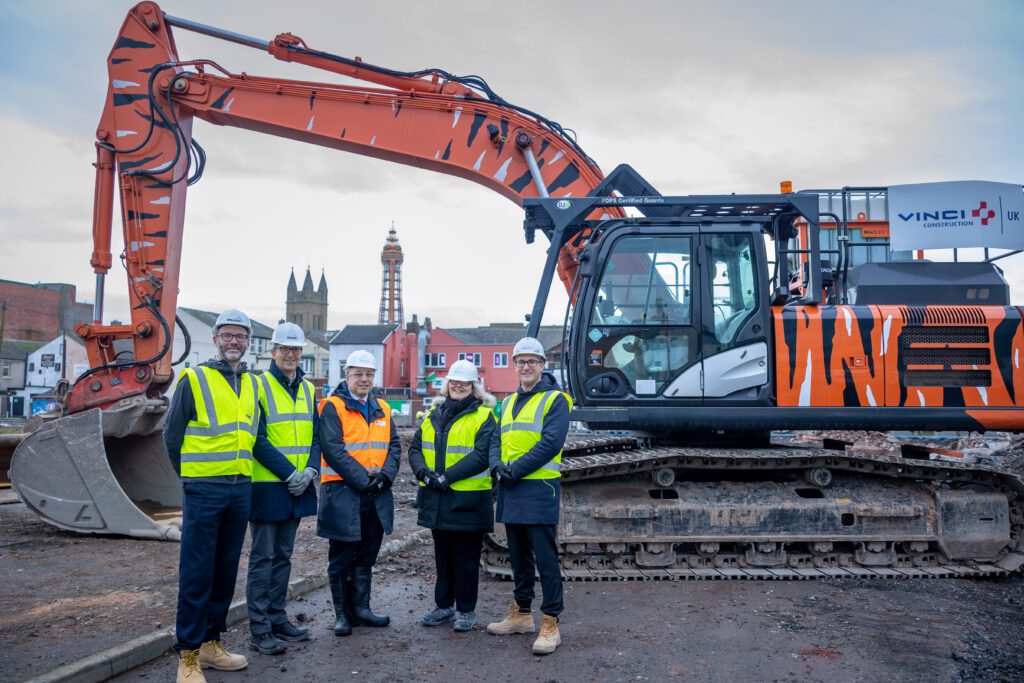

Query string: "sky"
[[0, 0, 1021, 332]]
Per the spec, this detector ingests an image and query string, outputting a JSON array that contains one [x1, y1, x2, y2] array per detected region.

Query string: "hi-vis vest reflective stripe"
[[317, 395, 392, 483], [253, 373, 315, 483], [179, 366, 259, 479], [420, 405, 494, 492], [499, 390, 573, 480]]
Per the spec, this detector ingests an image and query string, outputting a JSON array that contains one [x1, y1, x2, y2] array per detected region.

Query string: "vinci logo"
[[971, 201, 996, 225], [896, 199, 1002, 228]]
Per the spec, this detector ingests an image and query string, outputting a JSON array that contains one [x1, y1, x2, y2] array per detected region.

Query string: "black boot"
[[350, 566, 390, 627], [328, 576, 352, 636]]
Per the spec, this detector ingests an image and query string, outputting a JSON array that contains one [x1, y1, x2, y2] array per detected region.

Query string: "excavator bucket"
[[10, 395, 182, 540]]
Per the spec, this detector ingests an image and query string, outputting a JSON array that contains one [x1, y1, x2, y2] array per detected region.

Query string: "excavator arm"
[[76, 1, 619, 412]]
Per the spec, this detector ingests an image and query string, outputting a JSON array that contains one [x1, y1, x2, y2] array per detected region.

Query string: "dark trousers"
[[175, 482, 251, 651], [431, 529, 484, 612], [506, 523, 563, 618], [328, 495, 385, 578], [246, 517, 301, 636]]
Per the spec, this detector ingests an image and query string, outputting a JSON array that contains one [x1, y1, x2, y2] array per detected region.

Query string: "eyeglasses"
[[274, 346, 302, 357], [514, 359, 544, 368], [347, 371, 375, 380], [218, 333, 250, 343], [448, 380, 472, 389]]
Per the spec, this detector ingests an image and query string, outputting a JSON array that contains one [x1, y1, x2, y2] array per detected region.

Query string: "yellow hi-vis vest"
[[179, 366, 259, 479], [253, 372, 315, 483], [420, 405, 494, 491], [499, 390, 573, 480]]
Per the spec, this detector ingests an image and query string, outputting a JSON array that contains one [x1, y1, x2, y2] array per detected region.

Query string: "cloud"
[[1, 0, 1021, 334]]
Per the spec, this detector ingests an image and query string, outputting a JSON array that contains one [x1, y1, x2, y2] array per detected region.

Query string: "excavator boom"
[[12, 2, 619, 540]]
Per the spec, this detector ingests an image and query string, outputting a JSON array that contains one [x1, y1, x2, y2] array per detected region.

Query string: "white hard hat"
[[345, 349, 377, 370], [215, 309, 251, 332], [447, 359, 479, 383], [272, 322, 306, 346], [512, 336, 545, 360]]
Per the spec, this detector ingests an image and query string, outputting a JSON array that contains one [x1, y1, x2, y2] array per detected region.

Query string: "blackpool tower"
[[377, 223, 404, 326]]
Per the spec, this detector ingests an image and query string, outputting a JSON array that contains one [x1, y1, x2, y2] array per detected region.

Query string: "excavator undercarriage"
[[483, 436, 1024, 580]]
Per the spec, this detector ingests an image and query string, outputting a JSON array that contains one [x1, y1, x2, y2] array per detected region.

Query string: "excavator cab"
[[573, 222, 772, 407], [522, 191, 819, 434]]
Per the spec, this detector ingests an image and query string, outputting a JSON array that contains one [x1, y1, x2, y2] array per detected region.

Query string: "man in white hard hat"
[[164, 310, 301, 682], [316, 349, 401, 636], [246, 322, 320, 655], [486, 336, 572, 655]]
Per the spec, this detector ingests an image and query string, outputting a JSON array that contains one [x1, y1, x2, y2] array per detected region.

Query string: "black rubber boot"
[[328, 576, 352, 636], [350, 566, 390, 627]]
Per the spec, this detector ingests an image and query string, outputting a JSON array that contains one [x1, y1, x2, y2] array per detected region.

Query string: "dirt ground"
[[117, 542, 1024, 683], [2, 434, 1024, 682], [0, 460, 423, 682]]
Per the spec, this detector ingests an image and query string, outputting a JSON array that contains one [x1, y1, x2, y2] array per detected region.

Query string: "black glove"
[[361, 473, 386, 496], [419, 468, 439, 485], [426, 472, 449, 491], [492, 464, 517, 488], [378, 474, 393, 492]]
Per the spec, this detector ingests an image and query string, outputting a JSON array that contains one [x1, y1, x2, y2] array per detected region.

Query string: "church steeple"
[[301, 266, 314, 295], [318, 268, 328, 302], [287, 268, 297, 296]]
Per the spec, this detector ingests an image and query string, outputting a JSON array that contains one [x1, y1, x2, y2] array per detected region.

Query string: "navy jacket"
[[163, 359, 295, 486], [407, 397, 495, 533], [249, 361, 320, 523], [316, 381, 402, 541], [488, 372, 570, 525]]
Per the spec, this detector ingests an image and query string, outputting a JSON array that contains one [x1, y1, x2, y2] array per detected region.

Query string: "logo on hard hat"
[[555, 199, 572, 210]]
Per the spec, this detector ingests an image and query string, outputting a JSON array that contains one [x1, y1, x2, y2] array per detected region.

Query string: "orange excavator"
[[10, 3, 1024, 580]]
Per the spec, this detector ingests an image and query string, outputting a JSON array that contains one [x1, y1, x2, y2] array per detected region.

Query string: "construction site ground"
[[0, 437, 1021, 682]]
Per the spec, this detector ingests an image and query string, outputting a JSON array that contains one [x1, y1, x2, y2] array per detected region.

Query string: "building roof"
[[442, 325, 563, 350], [329, 324, 396, 345], [0, 340, 46, 361], [307, 330, 336, 350], [179, 307, 274, 338]]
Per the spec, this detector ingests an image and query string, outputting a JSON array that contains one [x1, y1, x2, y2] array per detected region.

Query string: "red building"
[[424, 324, 563, 397], [0, 279, 93, 342], [327, 319, 563, 405]]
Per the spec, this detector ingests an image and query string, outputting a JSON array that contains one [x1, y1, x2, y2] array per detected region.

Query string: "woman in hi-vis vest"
[[407, 359, 497, 632]]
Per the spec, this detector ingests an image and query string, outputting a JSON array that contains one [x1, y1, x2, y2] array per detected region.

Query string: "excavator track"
[[483, 438, 1024, 580]]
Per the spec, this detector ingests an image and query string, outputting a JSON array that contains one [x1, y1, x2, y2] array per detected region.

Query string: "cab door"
[[690, 226, 772, 405]]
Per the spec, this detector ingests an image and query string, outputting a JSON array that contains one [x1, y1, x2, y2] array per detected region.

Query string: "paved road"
[[117, 544, 1024, 683]]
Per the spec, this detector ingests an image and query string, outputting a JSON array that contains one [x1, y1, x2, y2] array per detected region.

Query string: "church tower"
[[286, 267, 328, 333], [377, 224, 405, 326]]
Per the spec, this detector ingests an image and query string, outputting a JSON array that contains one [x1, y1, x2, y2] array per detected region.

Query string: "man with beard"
[[164, 310, 300, 683]]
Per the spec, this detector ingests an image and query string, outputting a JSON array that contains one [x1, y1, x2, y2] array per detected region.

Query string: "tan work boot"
[[198, 640, 248, 671], [176, 649, 206, 682], [532, 615, 561, 655], [486, 602, 536, 635]]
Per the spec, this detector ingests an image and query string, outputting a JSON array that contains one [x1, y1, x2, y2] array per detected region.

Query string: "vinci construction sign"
[[888, 181, 1024, 252]]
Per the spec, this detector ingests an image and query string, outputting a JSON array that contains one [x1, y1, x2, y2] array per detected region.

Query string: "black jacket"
[[316, 381, 402, 541], [163, 359, 295, 486], [488, 372, 570, 525], [407, 396, 495, 533], [249, 361, 319, 523]]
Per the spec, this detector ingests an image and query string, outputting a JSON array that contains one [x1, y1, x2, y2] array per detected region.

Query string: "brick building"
[[0, 279, 92, 342]]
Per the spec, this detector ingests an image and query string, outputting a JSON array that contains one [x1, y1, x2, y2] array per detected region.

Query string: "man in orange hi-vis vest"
[[316, 349, 401, 637]]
